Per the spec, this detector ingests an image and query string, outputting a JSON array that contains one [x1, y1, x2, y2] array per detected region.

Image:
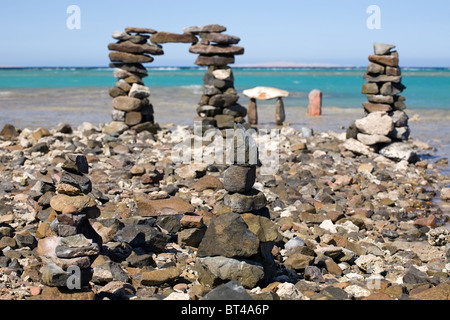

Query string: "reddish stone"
[[307, 89, 322, 116], [414, 215, 437, 229]]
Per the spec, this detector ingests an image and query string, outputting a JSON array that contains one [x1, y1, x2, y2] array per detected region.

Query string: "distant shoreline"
[[1, 66, 449, 70]]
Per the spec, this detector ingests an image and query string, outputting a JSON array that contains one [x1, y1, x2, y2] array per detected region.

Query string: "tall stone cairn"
[[184, 24, 247, 130], [196, 132, 281, 287], [37, 154, 101, 294], [108, 27, 163, 134], [347, 42, 416, 162]]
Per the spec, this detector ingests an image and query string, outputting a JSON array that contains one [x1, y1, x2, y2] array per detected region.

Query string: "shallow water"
[[0, 85, 448, 176]]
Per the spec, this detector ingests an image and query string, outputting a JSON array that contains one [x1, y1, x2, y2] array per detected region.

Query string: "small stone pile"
[[37, 154, 101, 295], [107, 27, 162, 134], [195, 130, 281, 288], [184, 24, 246, 130], [347, 42, 416, 162]]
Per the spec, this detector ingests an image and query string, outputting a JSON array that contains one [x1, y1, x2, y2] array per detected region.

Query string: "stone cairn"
[[37, 154, 101, 294], [195, 132, 281, 288], [347, 43, 415, 162], [184, 24, 246, 130], [107, 27, 162, 134]]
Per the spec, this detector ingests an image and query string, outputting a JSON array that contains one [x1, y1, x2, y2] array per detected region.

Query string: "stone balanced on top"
[[347, 42, 416, 162], [37, 154, 101, 295]]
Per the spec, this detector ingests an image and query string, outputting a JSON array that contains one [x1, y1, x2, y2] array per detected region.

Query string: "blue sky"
[[0, 0, 449, 67]]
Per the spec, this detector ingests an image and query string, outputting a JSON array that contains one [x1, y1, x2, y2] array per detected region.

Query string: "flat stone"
[[342, 138, 373, 156], [108, 41, 163, 55], [243, 87, 289, 100], [103, 121, 129, 135], [150, 32, 197, 44], [208, 94, 239, 108], [284, 253, 314, 271], [124, 27, 157, 34], [50, 194, 97, 213], [366, 94, 394, 104], [362, 102, 392, 113], [195, 55, 235, 66], [39, 286, 95, 300], [197, 212, 260, 258], [223, 189, 267, 213], [175, 163, 208, 179], [200, 33, 240, 45], [379, 142, 418, 163], [196, 256, 264, 289], [59, 171, 92, 194], [136, 197, 195, 217], [55, 242, 99, 259], [113, 223, 170, 252], [193, 175, 223, 192], [112, 96, 142, 112], [112, 31, 130, 40], [109, 51, 153, 64], [183, 24, 227, 34], [189, 44, 244, 55], [368, 55, 399, 67], [363, 74, 402, 83], [357, 133, 391, 146], [140, 266, 182, 285]]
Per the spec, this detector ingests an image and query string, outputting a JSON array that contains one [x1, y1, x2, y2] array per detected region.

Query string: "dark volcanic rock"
[[197, 212, 259, 258]]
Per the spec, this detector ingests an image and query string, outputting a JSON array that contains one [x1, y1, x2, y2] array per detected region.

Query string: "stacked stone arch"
[[107, 24, 246, 133]]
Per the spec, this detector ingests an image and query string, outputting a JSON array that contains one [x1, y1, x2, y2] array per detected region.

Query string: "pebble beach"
[[0, 119, 449, 301]]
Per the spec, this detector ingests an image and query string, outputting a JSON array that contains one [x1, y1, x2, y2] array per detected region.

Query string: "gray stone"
[[202, 280, 253, 300], [214, 115, 235, 129], [55, 242, 100, 259], [366, 62, 385, 75], [284, 237, 306, 256], [197, 212, 260, 258], [374, 42, 396, 55], [183, 24, 227, 34], [178, 227, 206, 248], [403, 266, 430, 284], [389, 127, 410, 141], [196, 256, 264, 289], [223, 165, 256, 193], [379, 142, 418, 163], [59, 171, 92, 194], [391, 111, 409, 127], [304, 266, 324, 282], [357, 133, 391, 146], [128, 83, 150, 99], [223, 189, 267, 213], [355, 112, 393, 136], [113, 224, 170, 253]]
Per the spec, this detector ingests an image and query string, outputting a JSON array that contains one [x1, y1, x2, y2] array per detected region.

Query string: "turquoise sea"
[[0, 67, 449, 172]]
